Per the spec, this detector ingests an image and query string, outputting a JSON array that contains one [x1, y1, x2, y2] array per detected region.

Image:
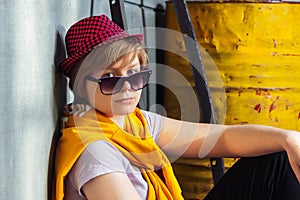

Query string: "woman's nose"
[[120, 80, 131, 91]]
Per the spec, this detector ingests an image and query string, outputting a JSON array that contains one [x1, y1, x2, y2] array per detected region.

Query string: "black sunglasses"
[[85, 69, 152, 95]]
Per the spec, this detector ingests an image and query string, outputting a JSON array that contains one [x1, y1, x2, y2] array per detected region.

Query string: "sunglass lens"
[[130, 73, 145, 90], [130, 72, 150, 90], [100, 77, 121, 94]]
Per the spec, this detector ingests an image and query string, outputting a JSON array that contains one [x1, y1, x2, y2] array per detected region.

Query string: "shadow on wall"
[[47, 28, 68, 200]]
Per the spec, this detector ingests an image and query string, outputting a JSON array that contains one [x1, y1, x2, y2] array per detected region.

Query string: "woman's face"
[[85, 53, 143, 118]]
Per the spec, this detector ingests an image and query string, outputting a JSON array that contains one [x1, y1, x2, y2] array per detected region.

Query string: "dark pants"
[[204, 152, 300, 200]]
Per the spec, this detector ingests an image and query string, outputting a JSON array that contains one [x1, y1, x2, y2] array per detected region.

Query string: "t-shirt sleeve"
[[67, 140, 127, 198], [141, 110, 164, 143]]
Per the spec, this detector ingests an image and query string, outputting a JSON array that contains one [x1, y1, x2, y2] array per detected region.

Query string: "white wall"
[[0, 0, 165, 199]]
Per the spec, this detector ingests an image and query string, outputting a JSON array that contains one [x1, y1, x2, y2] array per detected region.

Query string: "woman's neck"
[[109, 115, 126, 128], [72, 99, 127, 128]]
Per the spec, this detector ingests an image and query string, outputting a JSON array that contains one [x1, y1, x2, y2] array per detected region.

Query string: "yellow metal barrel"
[[165, 2, 300, 199], [166, 2, 300, 129]]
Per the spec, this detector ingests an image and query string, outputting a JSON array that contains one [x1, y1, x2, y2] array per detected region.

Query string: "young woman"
[[54, 14, 300, 200]]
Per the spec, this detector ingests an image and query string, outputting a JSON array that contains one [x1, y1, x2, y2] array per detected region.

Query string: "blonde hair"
[[69, 37, 148, 101]]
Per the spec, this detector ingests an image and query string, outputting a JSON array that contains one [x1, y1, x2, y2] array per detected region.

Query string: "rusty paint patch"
[[282, 53, 300, 56], [254, 104, 262, 113], [249, 75, 259, 78], [269, 96, 280, 113], [273, 39, 277, 48]]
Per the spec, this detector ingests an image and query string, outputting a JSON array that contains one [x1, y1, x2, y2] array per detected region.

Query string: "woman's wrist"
[[280, 130, 298, 152]]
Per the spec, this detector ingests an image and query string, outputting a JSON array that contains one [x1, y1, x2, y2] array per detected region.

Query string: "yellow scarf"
[[54, 104, 183, 200]]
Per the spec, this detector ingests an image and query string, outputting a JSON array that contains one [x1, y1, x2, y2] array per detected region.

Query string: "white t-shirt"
[[64, 110, 164, 200]]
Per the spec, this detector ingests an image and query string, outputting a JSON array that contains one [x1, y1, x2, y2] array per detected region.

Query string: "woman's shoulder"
[[141, 110, 164, 124], [140, 110, 164, 143], [65, 140, 131, 199]]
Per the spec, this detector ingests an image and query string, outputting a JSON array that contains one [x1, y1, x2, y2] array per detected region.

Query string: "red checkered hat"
[[59, 14, 143, 77]]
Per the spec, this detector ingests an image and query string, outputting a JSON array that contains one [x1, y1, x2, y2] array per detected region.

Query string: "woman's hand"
[[283, 131, 300, 183]]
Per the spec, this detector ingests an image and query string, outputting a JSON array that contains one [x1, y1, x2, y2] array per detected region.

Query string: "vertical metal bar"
[[109, 0, 128, 30], [171, 0, 224, 184], [90, 0, 94, 16], [171, 0, 214, 123], [109, 0, 151, 110]]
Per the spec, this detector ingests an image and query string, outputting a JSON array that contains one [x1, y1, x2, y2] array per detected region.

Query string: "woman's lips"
[[114, 97, 135, 104]]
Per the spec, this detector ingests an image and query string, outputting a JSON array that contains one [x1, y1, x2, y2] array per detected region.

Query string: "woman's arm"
[[157, 117, 300, 182], [71, 141, 143, 200], [82, 172, 142, 200]]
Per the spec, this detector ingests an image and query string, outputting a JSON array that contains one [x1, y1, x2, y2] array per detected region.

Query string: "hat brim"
[[59, 33, 144, 77]]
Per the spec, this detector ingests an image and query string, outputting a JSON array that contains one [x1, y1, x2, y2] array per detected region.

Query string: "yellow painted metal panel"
[[165, 2, 300, 199], [166, 2, 300, 129]]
